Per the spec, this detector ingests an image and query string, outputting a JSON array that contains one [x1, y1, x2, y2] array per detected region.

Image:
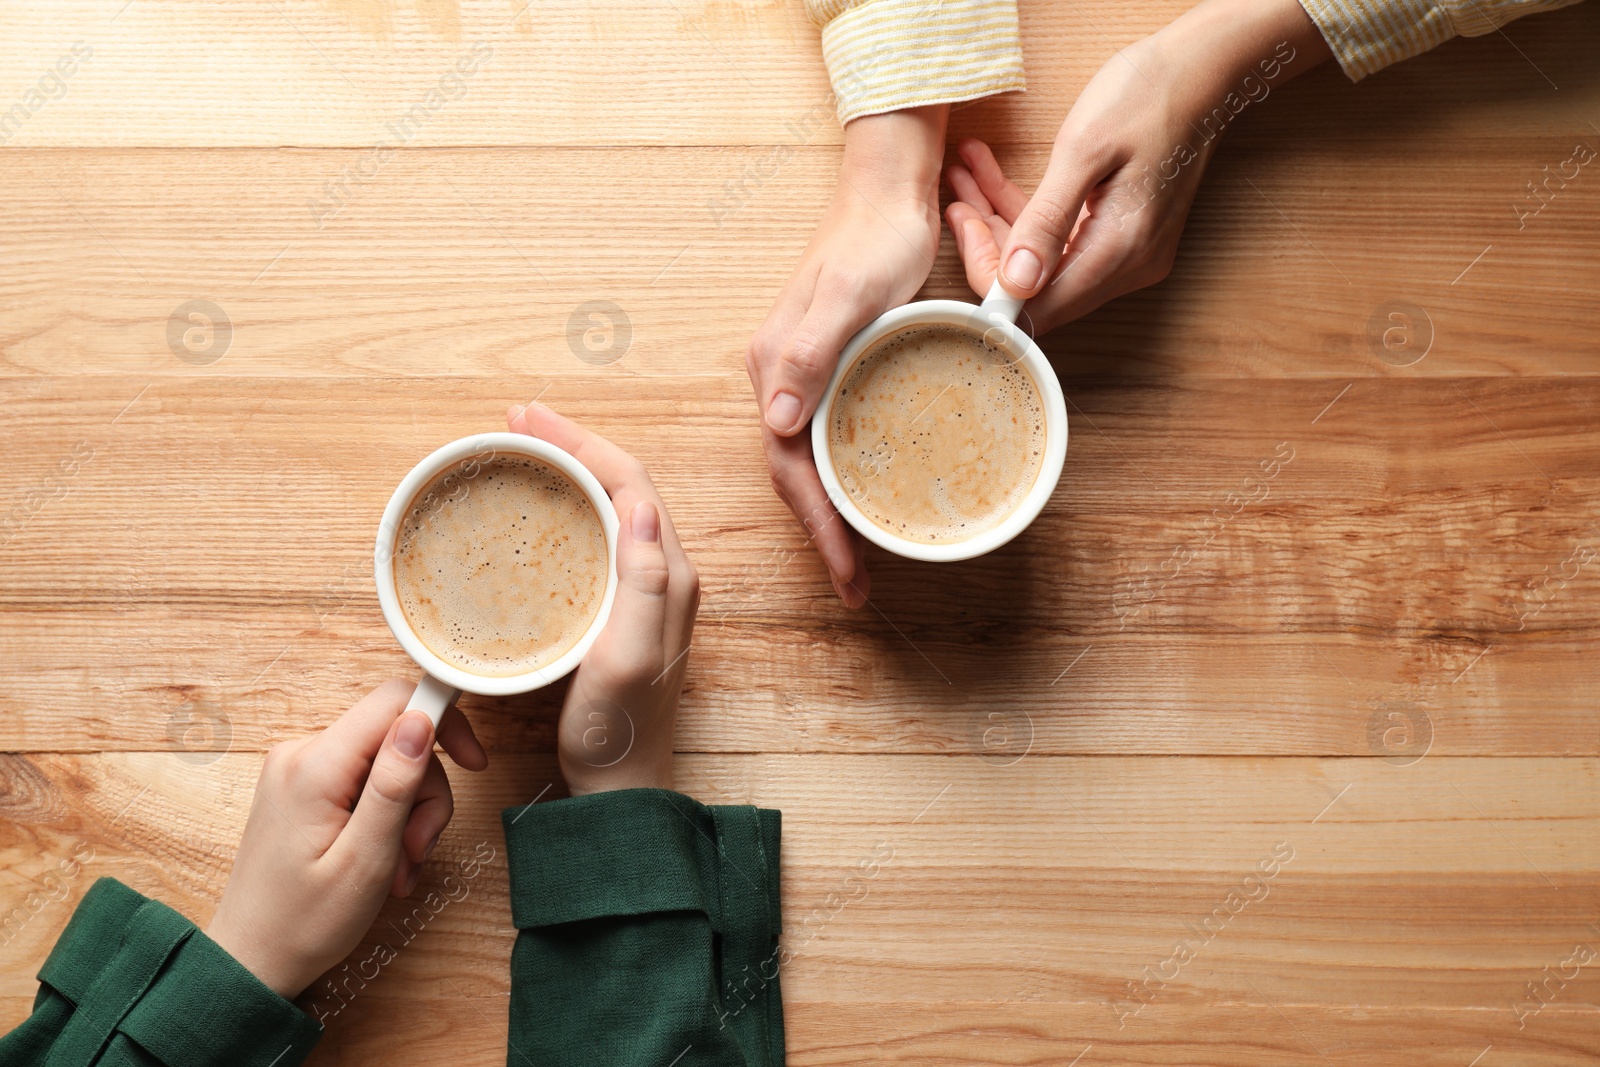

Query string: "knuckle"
[[1143, 245, 1177, 285], [367, 758, 414, 806], [747, 318, 783, 364], [262, 740, 301, 781], [1025, 194, 1076, 241], [782, 334, 831, 380], [818, 264, 868, 298], [612, 647, 664, 689], [1062, 118, 1116, 168], [672, 561, 702, 616], [633, 558, 671, 597]]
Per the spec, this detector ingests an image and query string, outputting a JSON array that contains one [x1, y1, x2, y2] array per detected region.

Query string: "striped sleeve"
[[1298, 0, 1584, 81], [805, 0, 1025, 123]]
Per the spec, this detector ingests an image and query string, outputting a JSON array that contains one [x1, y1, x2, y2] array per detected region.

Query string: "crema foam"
[[828, 324, 1046, 545], [393, 454, 607, 677]]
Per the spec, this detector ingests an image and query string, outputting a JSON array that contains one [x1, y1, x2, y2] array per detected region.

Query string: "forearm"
[[1172, 0, 1333, 86], [1136, 0, 1332, 116]]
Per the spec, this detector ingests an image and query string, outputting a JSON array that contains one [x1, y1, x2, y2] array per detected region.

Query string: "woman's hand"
[[507, 402, 699, 796], [207, 681, 488, 999], [746, 105, 948, 607], [947, 0, 1330, 335]]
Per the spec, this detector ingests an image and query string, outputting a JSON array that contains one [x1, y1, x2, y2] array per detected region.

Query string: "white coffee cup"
[[811, 281, 1069, 562], [373, 432, 620, 725]]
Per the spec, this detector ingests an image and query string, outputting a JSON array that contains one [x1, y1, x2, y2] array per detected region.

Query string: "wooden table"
[[4, 1, 1600, 1063]]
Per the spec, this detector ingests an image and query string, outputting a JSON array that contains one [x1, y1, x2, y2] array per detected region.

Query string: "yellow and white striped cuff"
[[1298, 0, 1582, 81], [816, 0, 1026, 123]]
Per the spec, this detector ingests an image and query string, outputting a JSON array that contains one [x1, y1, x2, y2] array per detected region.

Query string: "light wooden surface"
[[4, 1, 1600, 1064]]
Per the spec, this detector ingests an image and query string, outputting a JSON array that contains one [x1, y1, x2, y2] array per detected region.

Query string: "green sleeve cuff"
[[34, 878, 322, 1067], [502, 788, 784, 1067], [502, 787, 780, 930]]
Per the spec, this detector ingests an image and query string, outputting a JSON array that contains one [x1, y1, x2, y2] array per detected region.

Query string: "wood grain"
[[3, 375, 1599, 756], [3, 753, 1599, 1064], [2, 139, 1599, 381], [4, 0, 1600, 1063], [2, 1, 1598, 147]]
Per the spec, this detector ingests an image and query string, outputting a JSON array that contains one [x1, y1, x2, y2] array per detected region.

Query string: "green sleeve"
[[0, 878, 322, 1067], [501, 788, 784, 1067]]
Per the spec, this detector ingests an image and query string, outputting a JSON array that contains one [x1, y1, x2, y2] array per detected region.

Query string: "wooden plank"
[[3, 375, 1598, 754], [0, 751, 1593, 1067], [325, 1002, 1600, 1066], [0, 997, 1588, 1066], [2, 1, 1598, 146], [1, 142, 1596, 382], [2, 754, 1597, 1020]]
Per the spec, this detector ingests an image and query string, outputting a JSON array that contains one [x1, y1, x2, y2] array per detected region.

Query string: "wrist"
[[561, 753, 673, 797], [206, 916, 307, 1000], [1153, 0, 1330, 94], [840, 104, 948, 203]]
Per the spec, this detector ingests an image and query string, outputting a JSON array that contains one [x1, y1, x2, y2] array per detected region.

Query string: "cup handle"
[[406, 673, 461, 729], [981, 279, 1025, 325]]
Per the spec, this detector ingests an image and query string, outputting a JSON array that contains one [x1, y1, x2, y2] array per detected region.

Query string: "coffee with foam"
[[393, 454, 607, 677], [828, 324, 1046, 545]]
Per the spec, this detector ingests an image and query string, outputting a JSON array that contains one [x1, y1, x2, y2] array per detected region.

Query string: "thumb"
[[598, 501, 669, 679], [996, 146, 1109, 300], [761, 272, 879, 436], [339, 711, 434, 873]]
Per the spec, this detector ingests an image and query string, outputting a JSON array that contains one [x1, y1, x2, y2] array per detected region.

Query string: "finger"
[[995, 135, 1122, 300], [318, 678, 414, 759], [507, 402, 643, 499], [956, 139, 1031, 223], [745, 273, 817, 419], [400, 753, 453, 871], [435, 702, 487, 771], [759, 269, 884, 436], [1026, 211, 1147, 330], [330, 710, 435, 878], [946, 202, 1003, 297], [506, 401, 687, 561], [843, 532, 871, 606], [944, 163, 996, 218], [595, 501, 672, 684], [764, 429, 868, 608]]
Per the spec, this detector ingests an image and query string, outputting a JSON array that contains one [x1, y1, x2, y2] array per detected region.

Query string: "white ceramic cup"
[[373, 432, 620, 726], [811, 281, 1069, 562]]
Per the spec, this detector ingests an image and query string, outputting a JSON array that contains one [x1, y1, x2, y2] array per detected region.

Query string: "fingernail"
[[403, 866, 420, 896], [1004, 248, 1042, 290], [424, 835, 439, 861], [508, 403, 526, 422], [394, 711, 433, 761], [631, 501, 659, 543], [766, 391, 803, 434]]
